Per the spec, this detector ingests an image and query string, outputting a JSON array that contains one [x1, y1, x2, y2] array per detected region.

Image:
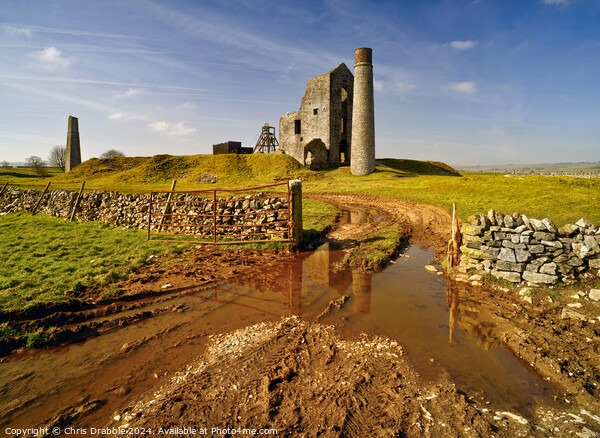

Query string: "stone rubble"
[[459, 209, 600, 285]]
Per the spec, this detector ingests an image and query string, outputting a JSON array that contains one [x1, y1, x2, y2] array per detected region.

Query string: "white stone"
[[589, 289, 600, 301], [567, 302, 583, 308]]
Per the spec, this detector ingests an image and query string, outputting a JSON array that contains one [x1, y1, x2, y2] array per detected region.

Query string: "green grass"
[[343, 226, 406, 270], [0, 213, 179, 311], [302, 198, 340, 242], [0, 199, 339, 312], [4, 155, 598, 226], [302, 168, 600, 226]]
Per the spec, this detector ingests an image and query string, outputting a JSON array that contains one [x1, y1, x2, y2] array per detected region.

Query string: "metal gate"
[[147, 182, 292, 244]]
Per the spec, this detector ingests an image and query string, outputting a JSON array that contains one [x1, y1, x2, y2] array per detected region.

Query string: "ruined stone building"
[[279, 48, 375, 175]]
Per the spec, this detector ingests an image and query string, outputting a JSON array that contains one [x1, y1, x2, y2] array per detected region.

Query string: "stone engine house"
[[279, 63, 354, 170]]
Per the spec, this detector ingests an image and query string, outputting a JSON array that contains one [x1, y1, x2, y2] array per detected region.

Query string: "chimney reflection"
[[352, 271, 372, 314]]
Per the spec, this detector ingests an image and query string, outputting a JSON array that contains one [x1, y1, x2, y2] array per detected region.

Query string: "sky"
[[0, 0, 599, 166]]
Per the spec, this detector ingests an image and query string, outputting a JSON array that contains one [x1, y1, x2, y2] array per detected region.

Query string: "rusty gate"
[[147, 182, 292, 244]]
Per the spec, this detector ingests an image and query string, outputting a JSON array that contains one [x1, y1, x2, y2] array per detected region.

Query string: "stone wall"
[[460, 210, 600, 285], [0, 187, 292, 241]]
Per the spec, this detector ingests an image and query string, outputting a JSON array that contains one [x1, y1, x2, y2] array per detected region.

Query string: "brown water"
[[0, 239, 553, 432]]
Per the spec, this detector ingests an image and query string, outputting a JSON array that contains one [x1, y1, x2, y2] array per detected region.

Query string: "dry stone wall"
[[459, 210, 600, 285], [0, 187, 290, 240]]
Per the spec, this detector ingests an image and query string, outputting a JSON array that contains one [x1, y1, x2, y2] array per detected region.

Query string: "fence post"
[[447, 203, 461, 268], [158, 180, 177, 232], [69, 181, 85, 221], [31, 182, 51, 215], [0, 182, 8, 197], [289, 179, 302, 247], [213, 190, 217, 243]]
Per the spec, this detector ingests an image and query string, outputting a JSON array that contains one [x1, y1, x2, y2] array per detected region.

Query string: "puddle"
[[0, 242, 553, 430], [340, 209, 369, 224], [323, 245, 553, 414]]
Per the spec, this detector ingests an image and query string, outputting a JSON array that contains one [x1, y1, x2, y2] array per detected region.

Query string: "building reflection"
[[225, 241, 373, 317]]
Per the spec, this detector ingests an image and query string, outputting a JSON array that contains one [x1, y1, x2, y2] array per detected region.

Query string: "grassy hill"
[[50, 154, 310, 190], [376, 159, 461, 176]]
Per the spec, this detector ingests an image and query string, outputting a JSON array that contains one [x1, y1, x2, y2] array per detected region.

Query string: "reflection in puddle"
[[0, 241, 552, 430], [340, 209, 369, 224]]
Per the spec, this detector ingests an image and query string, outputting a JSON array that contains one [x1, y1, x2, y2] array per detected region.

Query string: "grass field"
[[0, 198, 338, 312], [2, 155, 598, 225], [0, 213, 177, 311]]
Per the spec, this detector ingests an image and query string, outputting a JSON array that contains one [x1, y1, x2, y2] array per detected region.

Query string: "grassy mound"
[[377, 158, 461, 176], [52, 154, 310, 188]]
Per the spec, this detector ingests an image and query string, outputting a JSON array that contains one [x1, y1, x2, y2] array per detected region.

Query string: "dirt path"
[[306, 193, 452, 251]]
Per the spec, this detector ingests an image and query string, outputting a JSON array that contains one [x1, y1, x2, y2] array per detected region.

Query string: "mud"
[[1, 194, 600, 437]]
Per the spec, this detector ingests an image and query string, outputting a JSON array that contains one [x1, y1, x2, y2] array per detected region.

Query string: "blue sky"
[[1, 0, 598, 166]]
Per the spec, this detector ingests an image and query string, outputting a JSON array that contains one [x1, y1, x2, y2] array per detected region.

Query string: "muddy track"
[[306, 193, 452, 252], [108, 317, 499, 438]]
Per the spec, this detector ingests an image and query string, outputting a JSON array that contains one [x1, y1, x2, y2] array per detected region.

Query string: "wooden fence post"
[[447, 203, 461, 268], [31, 182, 51, 215], [158, 179, 177, 232], [69, 181, 86, 221], [0, 182, 8, 197], [289, 179, 303, 247]]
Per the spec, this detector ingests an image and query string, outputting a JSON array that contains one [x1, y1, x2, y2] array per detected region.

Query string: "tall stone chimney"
[[65, 115, 81, 172], [350, 47, 375, 176]]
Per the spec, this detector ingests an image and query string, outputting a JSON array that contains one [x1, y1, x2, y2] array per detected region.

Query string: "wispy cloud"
[[3, 25, 32, 37], [2, 23, 140, 40], [114, 88, 142, 98], [540, 0, 577, 6], [449, 40, 478, 50], [449, 81, 477, 94], [180, 102, 196, 110], [148, 121, 196, 136], [108, 112, 147, 121], [31, 47, 71, 69]]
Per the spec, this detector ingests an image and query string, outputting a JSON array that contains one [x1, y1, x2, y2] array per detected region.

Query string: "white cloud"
[[540, 0, 574, 5], [4, 25, 32, 37], [31, 47, 70, 69], [108, 112, 147, 121], [373, 78, 415, 95], [392, 81, 416, 94], [180, 102, 196, 110], [449, 81, 477, 94], [170, 122, 196, 136], [148, 121, 170, 132], [450, 40, 478, 50], [114, 88, 142, 98], [148, 121, 196, 136]]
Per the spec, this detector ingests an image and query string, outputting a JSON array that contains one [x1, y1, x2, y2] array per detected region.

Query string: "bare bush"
[[48, 145, 66, 171], [26, 155, 47, 176], [100, 149, 125, 159]]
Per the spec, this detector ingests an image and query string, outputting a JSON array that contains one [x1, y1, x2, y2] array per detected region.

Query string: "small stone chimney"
[[65, 115, 81, 172]]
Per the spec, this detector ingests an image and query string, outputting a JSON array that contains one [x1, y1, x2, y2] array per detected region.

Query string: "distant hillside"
[[456, 162, 600, 173], [376, 159, 461, 176]]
